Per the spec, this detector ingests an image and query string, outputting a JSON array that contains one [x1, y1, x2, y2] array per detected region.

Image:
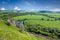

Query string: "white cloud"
[[32, 1, 36, 5], [25, 1, 32, 6], [0, 8, 6, 10], [25, 1, 36, 6], [2, 1, 7, 4], [17, 8, 21, 10], [50, 8, 60, 12], [2, 1, 5, 4], [14, 6, 18, 10], [14, 6, 21, 10], [46, 6, 49, 9]]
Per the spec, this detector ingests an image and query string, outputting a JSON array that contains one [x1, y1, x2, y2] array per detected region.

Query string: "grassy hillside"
[[0, 12, 60, 40], [0, 20, 47, 40]]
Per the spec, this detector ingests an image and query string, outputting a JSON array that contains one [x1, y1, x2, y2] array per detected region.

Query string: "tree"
[[41, 18, 44, 20]]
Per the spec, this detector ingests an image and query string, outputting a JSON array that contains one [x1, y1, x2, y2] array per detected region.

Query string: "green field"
[[0, 20, 48, 40], [0, 11, 60, 40], [14, 14, 60, 39], [14, 15, 60, 30]]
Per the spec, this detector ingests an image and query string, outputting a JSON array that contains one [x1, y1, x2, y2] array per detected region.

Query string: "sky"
[[0, 0, 60, 11]]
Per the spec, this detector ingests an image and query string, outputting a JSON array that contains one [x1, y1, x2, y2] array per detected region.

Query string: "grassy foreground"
[[0, 20, 47, 40]]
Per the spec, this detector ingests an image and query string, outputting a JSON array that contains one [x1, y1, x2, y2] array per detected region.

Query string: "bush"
[[25, 24, 60, 38], [5, 21, 10, 26]]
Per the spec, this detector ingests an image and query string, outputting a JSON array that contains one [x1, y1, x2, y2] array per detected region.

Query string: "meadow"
[[0, 18, 48, 40], [14, 14, 60, 30], [0, 11, 51, 40], [14, 14, 60, 39], [0, 11, 60, 40]]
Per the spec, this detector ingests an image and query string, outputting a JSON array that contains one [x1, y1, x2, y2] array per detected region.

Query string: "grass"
[[14, 15, 48, 20], [25, 20, 60, 30], [13, 14, 60, 39], [14, 14, 60, 31], [0, 20, 47, 40], [46, 13, 60, 18]]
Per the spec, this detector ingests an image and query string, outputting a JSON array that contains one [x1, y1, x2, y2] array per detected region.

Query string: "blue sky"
[[0, 0, 60, 11]]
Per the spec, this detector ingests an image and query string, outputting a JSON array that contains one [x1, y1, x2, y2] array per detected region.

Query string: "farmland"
[[14, 14, 60, 30], [0, 20, 48, 40], [14, 13, 60, 39], [0, 11, 60, 40], [0, 11, 51, 40]]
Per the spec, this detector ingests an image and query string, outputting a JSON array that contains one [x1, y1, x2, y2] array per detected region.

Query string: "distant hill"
[[38, 11, 60, 13], [0, 10, 60, 13]]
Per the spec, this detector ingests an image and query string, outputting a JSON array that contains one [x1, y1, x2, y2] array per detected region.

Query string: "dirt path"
[[29, 32, 57, 40]]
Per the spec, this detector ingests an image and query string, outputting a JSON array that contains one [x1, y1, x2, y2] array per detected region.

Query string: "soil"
[[29, 32, 57, 40]]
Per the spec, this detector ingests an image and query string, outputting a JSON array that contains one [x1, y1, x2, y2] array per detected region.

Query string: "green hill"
[[0, 20, 47, 40]]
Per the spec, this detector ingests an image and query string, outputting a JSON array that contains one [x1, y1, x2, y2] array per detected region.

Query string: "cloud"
[[14, 6, 18, 10], [32, 1, 36, 5], [50, 8, 60, 12], [2, 1, 5, 4], [0, 8, 6, 10], [2, 1, 7, 4], [25, 0, 36, 6], [25, 1, 32, 6], [46, 6, 49, 9], [14, 6, 21, 10]]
